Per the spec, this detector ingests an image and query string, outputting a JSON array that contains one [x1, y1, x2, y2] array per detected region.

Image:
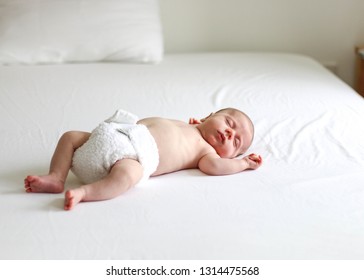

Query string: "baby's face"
[[199, 110, 253, 158]]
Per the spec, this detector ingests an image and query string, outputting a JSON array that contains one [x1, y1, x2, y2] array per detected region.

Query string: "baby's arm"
[[198, 153, 262, 176]]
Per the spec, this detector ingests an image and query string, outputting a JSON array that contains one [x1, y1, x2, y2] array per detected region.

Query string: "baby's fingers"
[[248, 153, 263, 165], [189, 117, 201, 125]]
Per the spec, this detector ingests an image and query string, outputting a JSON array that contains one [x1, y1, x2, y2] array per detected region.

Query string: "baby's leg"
[[64, 158, 143, 210], [25, 131, 90, 193]]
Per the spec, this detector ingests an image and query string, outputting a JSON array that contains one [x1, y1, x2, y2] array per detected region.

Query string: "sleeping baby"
[[24, 108, 263, 210]]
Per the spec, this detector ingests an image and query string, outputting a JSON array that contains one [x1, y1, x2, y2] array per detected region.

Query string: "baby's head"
[[197, 107, 254, 158]]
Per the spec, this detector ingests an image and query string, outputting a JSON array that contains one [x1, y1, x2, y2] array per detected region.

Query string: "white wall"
[[159, 0, 364, 86]]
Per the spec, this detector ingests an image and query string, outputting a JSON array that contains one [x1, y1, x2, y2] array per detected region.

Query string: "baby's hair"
[[215, 107, 255, 152]]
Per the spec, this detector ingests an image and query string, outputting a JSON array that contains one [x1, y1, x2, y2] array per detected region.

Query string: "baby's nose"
[[225, 128, 233, 139]]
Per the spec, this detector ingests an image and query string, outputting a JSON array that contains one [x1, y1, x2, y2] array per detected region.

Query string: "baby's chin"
[[215, 149, 231, 159], [217, 147, 241, 159], [207, 138, 233, 158]]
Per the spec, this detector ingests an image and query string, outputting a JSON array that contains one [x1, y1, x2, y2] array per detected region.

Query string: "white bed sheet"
[[1, 53, 364, 259]]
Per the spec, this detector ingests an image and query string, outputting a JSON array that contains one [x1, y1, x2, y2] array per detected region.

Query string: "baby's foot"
[[64, 189, 85, 210], [24, 175, 64, 193]]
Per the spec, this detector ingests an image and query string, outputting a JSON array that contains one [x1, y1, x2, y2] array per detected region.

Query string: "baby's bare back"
[[138, 117, 213, 176]]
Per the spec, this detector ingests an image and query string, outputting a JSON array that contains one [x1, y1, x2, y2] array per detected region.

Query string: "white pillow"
[[0, 0, 164, 64]]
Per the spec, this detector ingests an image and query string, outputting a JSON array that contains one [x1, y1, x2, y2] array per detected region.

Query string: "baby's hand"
[[189, 117, 201, 125], [243, 153, 263, 170]]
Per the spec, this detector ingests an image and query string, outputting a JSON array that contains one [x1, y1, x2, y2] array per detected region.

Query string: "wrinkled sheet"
[[1, 53, 364, 259]]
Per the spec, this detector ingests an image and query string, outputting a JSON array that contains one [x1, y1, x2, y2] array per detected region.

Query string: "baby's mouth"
[[218, 131, 225, 144]]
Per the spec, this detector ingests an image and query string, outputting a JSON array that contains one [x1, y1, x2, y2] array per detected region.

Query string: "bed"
[[1, 1, 364, 260]]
